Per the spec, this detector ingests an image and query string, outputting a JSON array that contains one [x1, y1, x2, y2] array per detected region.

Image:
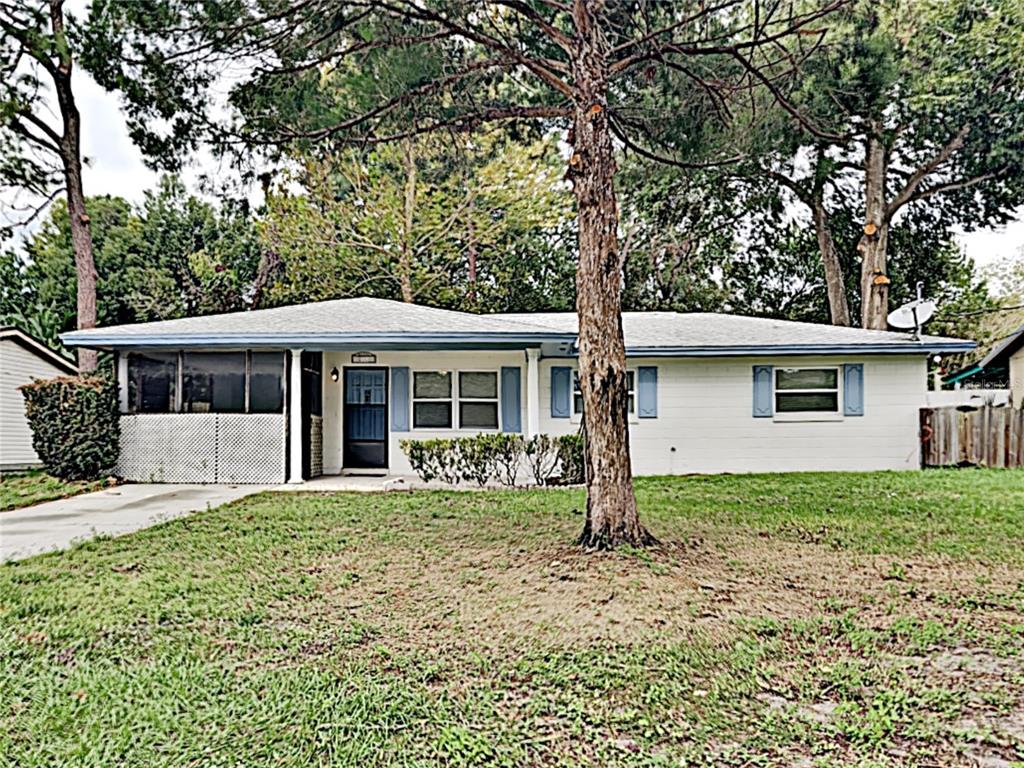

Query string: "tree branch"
[[488, 0, 572, 52], [886, 124, 971, 219]]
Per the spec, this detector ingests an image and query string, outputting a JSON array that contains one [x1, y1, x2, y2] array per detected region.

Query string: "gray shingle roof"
[[60, 297, 974, 355], [62, 297, 574, 349], [493, 311, 974, 354]]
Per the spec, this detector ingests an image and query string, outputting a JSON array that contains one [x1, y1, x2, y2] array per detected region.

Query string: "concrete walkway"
[[0, 484, 263, 562]]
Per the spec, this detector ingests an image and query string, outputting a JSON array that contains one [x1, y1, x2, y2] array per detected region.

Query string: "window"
[[413, 371, 452, 428], [182, 352, 246, 413], [250, 352, 284, 413], [775, 368, 839, 413], [127, 352, 177, 413], [459, 371, 498, 429], [573, 370, 635, 416]]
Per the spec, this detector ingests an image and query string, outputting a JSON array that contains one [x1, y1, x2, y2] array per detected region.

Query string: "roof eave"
[[621, 341, 976, 357], [59, 331, 575, 350]]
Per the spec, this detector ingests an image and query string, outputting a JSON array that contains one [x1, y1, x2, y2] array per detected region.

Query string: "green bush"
[[19, 374, 120, 481], [555, 433, 585, 485], [400, 433, 580, 487], [400, 438, 461, 485]]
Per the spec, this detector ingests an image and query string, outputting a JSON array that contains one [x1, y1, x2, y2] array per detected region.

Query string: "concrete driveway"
[[0, 484, 263, 562]]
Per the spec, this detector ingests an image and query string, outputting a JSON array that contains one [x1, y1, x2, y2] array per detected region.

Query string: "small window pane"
[[626, 371, 635, 390], [574, 393, 585, 414], [776, 392, 839, 413], [128, 352, 177, 413], [776, 368, 837, 390], [251, 352, 283, 413], [460, 401, 498, 429], [459, 371, 497, 399], [183, 352, 245, 413], [414, 372, 451, 399], [414, 401, 452, 428]]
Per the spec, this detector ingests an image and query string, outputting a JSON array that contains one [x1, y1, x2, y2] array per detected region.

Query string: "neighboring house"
[[945, 324, 1023, 407], [1, 327, 79, 472], [60, 297, 974, 484]]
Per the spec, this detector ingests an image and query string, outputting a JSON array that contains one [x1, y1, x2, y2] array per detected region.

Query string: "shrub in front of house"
[[20, 374, 120, 481], [400, 433, 584, 487]]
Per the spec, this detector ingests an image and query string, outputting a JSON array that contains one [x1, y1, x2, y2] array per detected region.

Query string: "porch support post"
[[526, 347, 541, 438], [288, 348, 304, 484], [116, 352, 128, 413]]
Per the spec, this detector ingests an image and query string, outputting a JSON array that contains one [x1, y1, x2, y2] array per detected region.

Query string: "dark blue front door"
[[344, 368, 388, 469]]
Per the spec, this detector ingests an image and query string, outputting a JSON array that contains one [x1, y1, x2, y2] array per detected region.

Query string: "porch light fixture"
[[330, 366, 340, 382]]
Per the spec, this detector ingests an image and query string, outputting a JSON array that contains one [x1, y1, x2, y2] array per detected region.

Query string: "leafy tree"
[[5, 177, 260, 347], [87, 0, 844, 548], [753, 0, 1024, 328], [1, 1, 100, 369], [260, 134, 575, 312]]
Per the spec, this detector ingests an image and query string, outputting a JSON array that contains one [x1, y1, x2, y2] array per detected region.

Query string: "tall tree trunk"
[[466, 196, 478, 305], [859, 127, 890, 330], [570, 0, 653, 549], [810, 195, 851, 326], [50, 0, 98, 371], [398, 139, 416, 303]]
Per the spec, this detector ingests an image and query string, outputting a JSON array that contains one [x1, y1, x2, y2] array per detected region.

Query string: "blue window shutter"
[[637, 366, 658, 418], [551, 367, 571, 418], [391, 366, 410, 432], [844, 363, 865, 416], [501, 366, 522, 433], [752, 365, 773, 417]]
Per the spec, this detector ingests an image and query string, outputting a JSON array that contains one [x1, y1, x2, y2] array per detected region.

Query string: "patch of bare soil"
[[279, 532, 1023, 651]]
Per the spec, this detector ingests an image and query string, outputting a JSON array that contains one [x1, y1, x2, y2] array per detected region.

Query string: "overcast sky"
[[8, 67, 1023, 274]]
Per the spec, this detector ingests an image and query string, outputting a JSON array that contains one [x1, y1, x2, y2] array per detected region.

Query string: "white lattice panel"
[[218, 414, 286, 483], [117, 415, 217, 483], [117, 414, 285, 484], [309, 415, 323, 478]]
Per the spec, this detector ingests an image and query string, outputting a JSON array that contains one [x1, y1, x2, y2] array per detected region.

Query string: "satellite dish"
[[887, 281, 935, 338], [888, 299, 936, 329]]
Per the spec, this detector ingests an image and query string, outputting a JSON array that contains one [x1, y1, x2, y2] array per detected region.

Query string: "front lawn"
[[0, 469, 114, 512], [2, 470, 1022, 766]]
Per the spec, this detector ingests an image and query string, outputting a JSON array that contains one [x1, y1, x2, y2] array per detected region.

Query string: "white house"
[[1, 327, 79, 472], [60, 297, 975, 483]]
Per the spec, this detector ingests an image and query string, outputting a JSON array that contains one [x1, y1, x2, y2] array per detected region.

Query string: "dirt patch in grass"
[[283, 530, 1023, 653]]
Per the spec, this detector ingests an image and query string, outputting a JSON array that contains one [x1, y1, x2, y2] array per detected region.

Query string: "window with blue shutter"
[[500, 367, 522, 432], [843, 363, 864, 416], [752, 365, 773, 417], [637, 366, 658, 418], [551, 366, 571, 418], [390, 367, 410, 431]]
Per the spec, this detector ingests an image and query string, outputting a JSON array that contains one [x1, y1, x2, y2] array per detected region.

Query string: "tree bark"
[[50, 0, 98, 371], [570, 0, 653, 549], [398, 139, 416, 303], [810, 194, 851, 326], [859, 126, 890, 330]]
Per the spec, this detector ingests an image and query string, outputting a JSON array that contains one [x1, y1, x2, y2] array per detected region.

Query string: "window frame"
[[571, 368, 637, 422], [773, 366, 841, 418], [126, 351, 179, 414], [412, 370, 454, 430], [124, 350, 285, 415], [457, 370, 500, 431]]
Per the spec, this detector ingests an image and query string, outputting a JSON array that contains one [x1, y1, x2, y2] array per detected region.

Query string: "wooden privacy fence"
[[920, 405, 1024, 468]]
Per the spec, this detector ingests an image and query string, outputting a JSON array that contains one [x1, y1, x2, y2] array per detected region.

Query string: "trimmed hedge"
[[400, 432, 584, 487], [19, 374, 120, 481]]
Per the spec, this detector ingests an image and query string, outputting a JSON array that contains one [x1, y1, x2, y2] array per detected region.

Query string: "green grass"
[[2, 470, 1023, 767], [0, 470, 114, 512]]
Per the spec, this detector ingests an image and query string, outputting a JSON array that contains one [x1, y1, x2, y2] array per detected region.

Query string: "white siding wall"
[[0, 340, 71, 470], [538, 354, 927, 474], [322, 350, 529, 475], [321, 350, 926, 476]]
